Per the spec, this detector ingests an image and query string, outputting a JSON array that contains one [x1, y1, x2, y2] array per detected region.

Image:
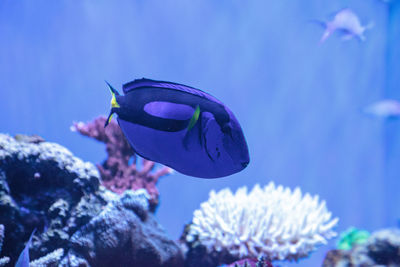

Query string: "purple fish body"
[[107, 78, 249, 178]]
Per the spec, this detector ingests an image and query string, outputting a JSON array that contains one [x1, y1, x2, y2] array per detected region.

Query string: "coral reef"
[[0, 133, 100, 264], [226, 258, 258, 267], [183, 182, 338, 266], [336, 227, 369, 250], [225, 257, 273, 267], [0, 225, 10, 267], [0, 133, 182, 266], [63, 189, 184, 267], [72, 116, 173, 210], [30, 248, 64, 267], [323, 228, 400, 266], [0, 131, 341, 267], [0, 257, 8, 267], [0, 223, 63, 266]]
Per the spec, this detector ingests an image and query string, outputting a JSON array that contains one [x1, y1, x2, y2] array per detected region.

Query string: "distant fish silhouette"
[[315, 8, 373, 43], [105, 78, 250, 178], [15, 229, 36, 267], [363, 100, 400, 118]]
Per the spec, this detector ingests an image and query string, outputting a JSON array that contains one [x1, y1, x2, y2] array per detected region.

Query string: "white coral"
[[0, 224, 10, 267], [187, 182, 339, 261], [30, 248, 64, 267]]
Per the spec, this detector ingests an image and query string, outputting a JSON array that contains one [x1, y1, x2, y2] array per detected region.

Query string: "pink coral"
[[72, 116, 172, 210], [227, 257, 273, 267]]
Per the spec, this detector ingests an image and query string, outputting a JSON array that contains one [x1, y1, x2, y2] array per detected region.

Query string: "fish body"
[[363, 99, 400, 118], [318, 8, 372, 43], [106, 78, 249, 178]]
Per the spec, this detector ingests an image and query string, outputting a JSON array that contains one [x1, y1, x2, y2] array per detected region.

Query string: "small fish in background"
[[363, 99, 400, 118], [314, 8, 373, 43], [15, 229, 36, 267], [105, 78, 250, 178]]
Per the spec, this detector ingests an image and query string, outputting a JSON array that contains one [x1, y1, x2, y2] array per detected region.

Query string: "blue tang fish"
[[105, 78, 249, 178], [15, 229, 36, 267]]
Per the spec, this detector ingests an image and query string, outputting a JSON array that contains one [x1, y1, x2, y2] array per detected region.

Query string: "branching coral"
[[186, 182, 338, 262], [72, 116, 173, 209], [30, 248, 64, 267]]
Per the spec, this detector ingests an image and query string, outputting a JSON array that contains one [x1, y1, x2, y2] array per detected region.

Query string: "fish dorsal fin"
[[122, 78, 223, 104], [123, 78, 196, 93]]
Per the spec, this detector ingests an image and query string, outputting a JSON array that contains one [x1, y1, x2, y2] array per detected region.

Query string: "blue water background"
[[1, 1, 399, 266]]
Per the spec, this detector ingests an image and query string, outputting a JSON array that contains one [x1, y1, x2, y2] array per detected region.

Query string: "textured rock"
[[0, 224, 10, 266], [72, 117, 173, 211], [0, 134, 183, 267], [322, 249, 355, 267], [183, 242, 236, 267], [367, 228, 400, 265], [0, 133, 101, 265], [0, 223, 63, 266], [322, 228, 400, 266], [64, 189, 184, 267], [226, 257, 273, 267]]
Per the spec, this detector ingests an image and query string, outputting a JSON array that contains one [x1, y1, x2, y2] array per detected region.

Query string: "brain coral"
[[186, 182, 338, 262]]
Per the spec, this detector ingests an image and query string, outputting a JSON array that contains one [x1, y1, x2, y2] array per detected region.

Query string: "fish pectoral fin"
[[183, 105, 201, 150], [187, 105, 200, 131], [183, 111, 203, 151]]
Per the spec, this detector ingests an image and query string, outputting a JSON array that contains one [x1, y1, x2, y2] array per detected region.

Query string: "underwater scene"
[[1, 0, 400, 266]]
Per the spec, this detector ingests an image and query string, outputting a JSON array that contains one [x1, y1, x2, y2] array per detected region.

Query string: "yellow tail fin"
[[104, 81, 120, 128], [111, 92, 120, 108]]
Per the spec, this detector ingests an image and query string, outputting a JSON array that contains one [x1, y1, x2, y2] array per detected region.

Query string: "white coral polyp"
[[187, 182, 338, 261]]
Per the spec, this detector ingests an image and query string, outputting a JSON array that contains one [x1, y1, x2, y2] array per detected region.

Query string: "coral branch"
[[72, 116, 173, 210], [0, 225, 9, 267], [0, 257, 9, 267], [30, 248, 64, 267], [0, 225, 4, 253]]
